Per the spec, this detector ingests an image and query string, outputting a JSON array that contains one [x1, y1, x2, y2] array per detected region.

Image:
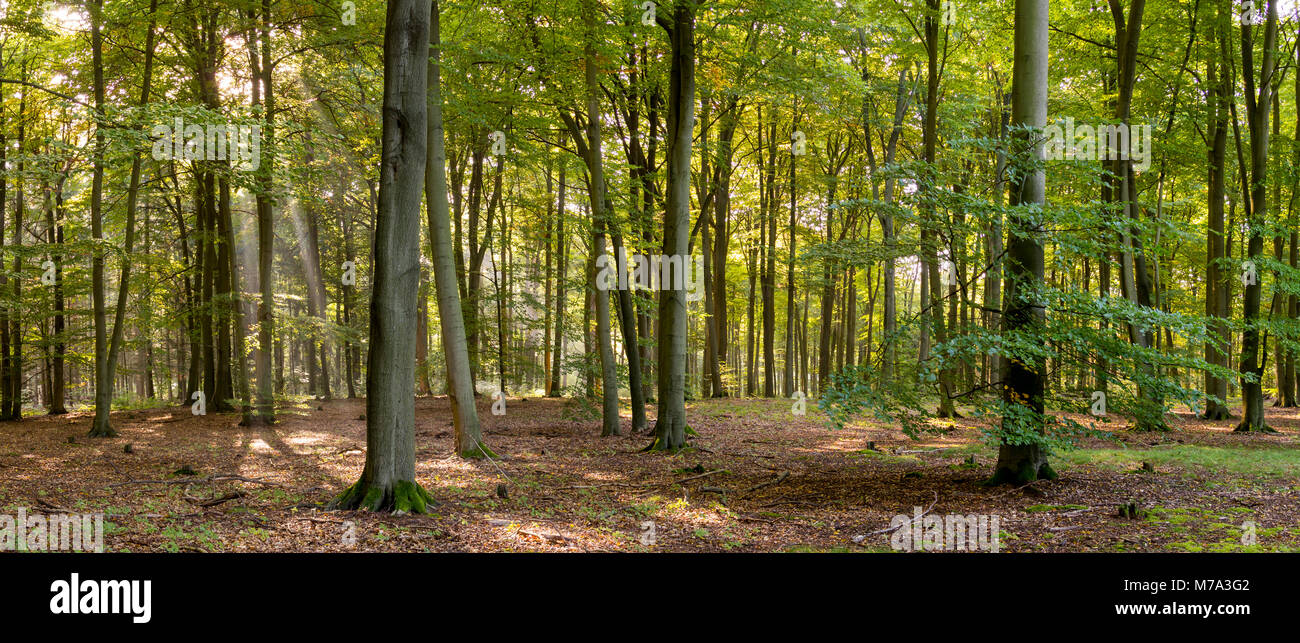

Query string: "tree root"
[[328, 479, 436, 514]]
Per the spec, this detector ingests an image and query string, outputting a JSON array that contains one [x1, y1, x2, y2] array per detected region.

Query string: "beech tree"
[[990, 0, 1053, 484], [330, 0, 435, 512]]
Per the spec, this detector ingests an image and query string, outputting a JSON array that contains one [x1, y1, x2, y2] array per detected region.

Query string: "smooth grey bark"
[[991, 0, 1056, 484], [330, 0, 435, 512], [647, 1, 695, 451]]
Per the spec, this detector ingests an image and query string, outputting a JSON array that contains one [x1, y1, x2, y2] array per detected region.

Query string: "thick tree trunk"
[[990, 0, 1056, 484], [332, 0, 437, 512]]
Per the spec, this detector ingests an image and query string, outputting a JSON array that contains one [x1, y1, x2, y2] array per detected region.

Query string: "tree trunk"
[[1203, 19, 1232, 420], [548, 160, 567, 397], [427, 0, 490, 458], [1236, 1, 1278, 432], [647, 1, 695, 451], [87, 0, 113, 436], [331, 0, 437, 512], [990, 0, 1055, 484]]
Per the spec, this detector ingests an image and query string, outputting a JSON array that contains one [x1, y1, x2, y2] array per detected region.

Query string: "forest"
[[0, 0, 1298, 554]]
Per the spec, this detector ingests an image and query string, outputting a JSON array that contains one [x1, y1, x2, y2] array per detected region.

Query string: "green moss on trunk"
[[328, 478, 436, 513], [986, 461, 1057, 486], [459, 443, 499, 459], [1233, 422, 1279, 434]]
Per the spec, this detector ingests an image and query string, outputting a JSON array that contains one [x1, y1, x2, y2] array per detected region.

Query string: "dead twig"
[[853, 491, 940, 543], [184, 491, 248, 507], [675, 469, 728, 484], [745, 471, 789, 494], [108, 474, 280, 488]]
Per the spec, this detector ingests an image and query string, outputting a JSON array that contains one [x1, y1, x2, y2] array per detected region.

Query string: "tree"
[[990, 0, 1054, 484], [86, 0, 111, 436], [90, 0, 158, 437], [646, 0, 696, 451], [1235, 0, 1279, 433], [1202, 0, 1232, 421], [426, 0, 490, 459], [251, 0, 277, 424], [330, 0, 436, 513]]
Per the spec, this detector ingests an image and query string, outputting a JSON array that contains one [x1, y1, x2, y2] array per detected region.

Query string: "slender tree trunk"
[[87, 0, 113, 436], [426, 0, 490, 458], [647, 1, 695, 451], [548, 160, 567, 397], [1237, 1, 1278, 432]]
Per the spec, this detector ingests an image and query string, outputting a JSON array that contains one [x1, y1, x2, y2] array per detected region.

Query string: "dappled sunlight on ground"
[[1, 396, 1298, 552]]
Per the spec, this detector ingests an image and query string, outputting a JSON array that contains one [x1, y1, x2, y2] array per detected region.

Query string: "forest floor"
[[3, 394, 1299, 553]]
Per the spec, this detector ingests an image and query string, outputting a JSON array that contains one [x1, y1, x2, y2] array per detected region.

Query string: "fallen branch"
[[675, 469, 728, 484], [31, 497, 72, 513], [185, 491, 248, 507], [108, 474, 280, 488], [852, 491, 940, 543], [517, 528, 573, 544], [745, 471, 789, 494]]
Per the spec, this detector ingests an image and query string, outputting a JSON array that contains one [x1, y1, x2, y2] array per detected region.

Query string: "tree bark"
[[426, 0, 490, 458], [647, 1, 695, 451], [332, 0, 437, 512], [990, 0, 1056, 484]]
